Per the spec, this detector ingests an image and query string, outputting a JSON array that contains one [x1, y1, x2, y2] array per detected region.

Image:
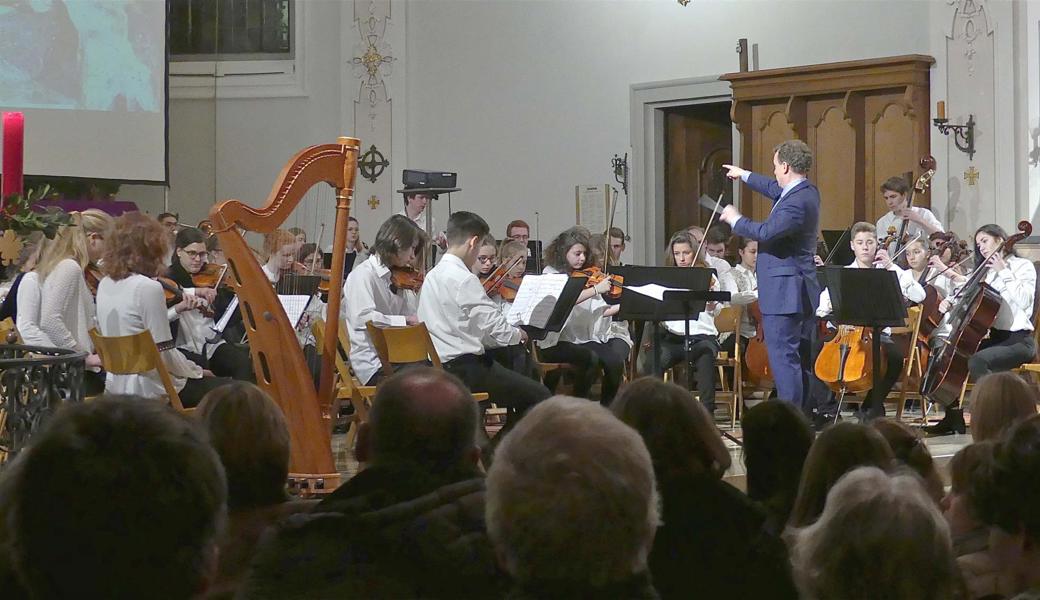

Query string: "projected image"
[[0, 0, 163, 112]]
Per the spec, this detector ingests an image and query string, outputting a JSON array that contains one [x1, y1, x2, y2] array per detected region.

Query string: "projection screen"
[[0, 0, 167, 183]]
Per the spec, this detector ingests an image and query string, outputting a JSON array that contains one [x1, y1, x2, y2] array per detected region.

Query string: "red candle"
[[2, 112, 24, 204]]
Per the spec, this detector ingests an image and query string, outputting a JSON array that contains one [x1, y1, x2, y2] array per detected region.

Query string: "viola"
[[84, 263, 103, 298], [743, 301, 772, 386], [390, 265, 424, 292], [191, 262, 229, 289], [572, 266, 624, 299]]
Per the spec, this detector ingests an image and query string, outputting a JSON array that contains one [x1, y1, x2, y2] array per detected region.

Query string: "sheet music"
[[625, 283, 689, 302], [576, 184, 608, 232], [507, 274, 570, 329], [280, 295, 314, 327], [212, 296, 238, 334]]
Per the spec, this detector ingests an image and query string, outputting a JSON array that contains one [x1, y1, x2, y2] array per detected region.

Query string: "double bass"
[[920, 221, 1033, 407], [890, 156, 937, 267]]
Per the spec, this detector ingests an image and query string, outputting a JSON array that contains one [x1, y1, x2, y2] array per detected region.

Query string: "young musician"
[[905, 237, 957, 297], [167, 227, 254, 382], [505, 220, 530, 244], [722, 140, 821, 412], [417, 211, 550, 430], [653, 230, 721, 413], [343, 215, 426, 386], [688, 225, 738, 295], [537, 226, 626, 405], [875, 176, 944, 253], [96, 212, 233, 407], [723, 237, 760, 356], [704, 225, 730, 261], [486, 239, 538, 378], [927, 224, 1037, 435], [608, 226, 626, 266], [35, 210, 113, 395], [815, 222, 925, 421], [261, 229, 301, 283], [287, 227, 307, 246], [471, 235, 498, 278]]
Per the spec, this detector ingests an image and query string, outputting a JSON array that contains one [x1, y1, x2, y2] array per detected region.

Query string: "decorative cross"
[[367, 195, 380, 209], [964, 166, 980, 186]]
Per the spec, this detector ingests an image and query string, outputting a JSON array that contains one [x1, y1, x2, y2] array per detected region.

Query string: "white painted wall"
[[132, 0, 1040, 255]]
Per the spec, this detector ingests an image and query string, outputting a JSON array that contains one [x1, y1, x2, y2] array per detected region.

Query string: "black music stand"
[[517, 276, 587, 341], [525, 240, 543, 274], [824, 266, 907, 419]]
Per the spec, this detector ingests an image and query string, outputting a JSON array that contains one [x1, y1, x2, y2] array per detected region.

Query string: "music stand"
[[517, 276, 587, 341], [525, 240, 543, 274], [821, 229, 854, 266], [824, 266, 907, 419]]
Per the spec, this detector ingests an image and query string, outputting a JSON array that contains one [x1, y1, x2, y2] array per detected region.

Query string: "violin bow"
[[823, 228, 849, 265], [882, 232, 922, 266], [694, 192, 725, 266]]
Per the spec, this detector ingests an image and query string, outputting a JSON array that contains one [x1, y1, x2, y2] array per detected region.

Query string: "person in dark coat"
[[238, 367, 505, 599], [612, 378, 799, 600]]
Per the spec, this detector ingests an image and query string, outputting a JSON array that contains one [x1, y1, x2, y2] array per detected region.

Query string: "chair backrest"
[[365, 322, 442, 375], [88, 328, 188, 413], [713, 305, 742, 335]]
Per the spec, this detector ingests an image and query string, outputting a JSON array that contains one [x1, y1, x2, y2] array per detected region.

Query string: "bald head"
[[365, 367, 479, 469]]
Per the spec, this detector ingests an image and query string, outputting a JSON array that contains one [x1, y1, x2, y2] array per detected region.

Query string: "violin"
[[191, 262, 229, 289], [390, 265, 424, 292], [157, 275, 214, 318], [572, 266, 624, 299], [483, 255, 525, 301], [84, 263, 103, 298], [743, 301, 772, 386]]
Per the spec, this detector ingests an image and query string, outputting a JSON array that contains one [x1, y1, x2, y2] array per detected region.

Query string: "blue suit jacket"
[[732, 173, 820, 315]]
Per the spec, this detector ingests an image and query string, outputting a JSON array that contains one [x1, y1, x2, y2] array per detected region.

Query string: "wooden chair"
[[884, 304, 924, 421], [365, 321, 489, 403], [88, 328, 192, 414], [713, 305, 744, 430], [311, 318, 377, 449], [528, 339, 575, 393]]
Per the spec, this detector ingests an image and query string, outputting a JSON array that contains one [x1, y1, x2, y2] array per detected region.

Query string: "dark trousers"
[[444, 353, 550, 434], [179, 376, 235, 409], [180, 344, 255, 383], [487, 344, 539, 380], [858, 335, 906, 419], [762, 311, 815, 413], [538, 339, 628, 405], [655, 332, 719, 412], [968, 329, 1036, 380]]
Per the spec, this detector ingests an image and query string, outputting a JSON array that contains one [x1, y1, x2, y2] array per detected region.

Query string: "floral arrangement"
[[0, 186, 71, 266]]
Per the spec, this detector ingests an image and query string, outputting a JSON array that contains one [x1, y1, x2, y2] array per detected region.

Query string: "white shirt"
[[706, 255, 739, 300], [535, 266, 612, 349], [977, 255, 1035, 332], [343, 255, 417, 384], [175, 288, 224, 360], [731, 263, 759, 339], [38, 259, 96, 353], [15, 272, 49, 347], [817, 261, 926, 334], [417, 253, 522, 362], [96, 274, 203, 397], [876, 207, 943, 252], [664, 272, 722, 337]]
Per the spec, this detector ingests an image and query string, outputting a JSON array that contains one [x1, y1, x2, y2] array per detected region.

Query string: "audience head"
[[788, 421, 894, 527], [486, 396, 658, 588], [976, 415, 1040, 586], [198, 383, 290, 511], [612, 377, 730, 481], [372, 214, 428, 269], [358, 367, 480, 471], [741, 400, 814, 518], [969, 372, 1037, 442], [944, 441, 996, 540], [790, 467, 959, 600], [4, 397, 226, 599], [103, 211, 172, 280], [544, 226, 591, 272], [871, 418, 944, 503]]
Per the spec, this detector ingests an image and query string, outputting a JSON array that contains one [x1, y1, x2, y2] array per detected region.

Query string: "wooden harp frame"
[[209, 136, 360, 495]]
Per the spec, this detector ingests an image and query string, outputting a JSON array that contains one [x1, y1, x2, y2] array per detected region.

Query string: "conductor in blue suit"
[[720, 140, 820, 412]]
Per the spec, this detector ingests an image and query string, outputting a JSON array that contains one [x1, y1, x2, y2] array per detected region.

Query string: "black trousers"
[[179, 376, 235, 409], [655, 332, 720, 412], [487, 344, 539, 381], [858, 335, 906, 419], [444, 353, 550, 435], [180, 344, 255, 383], [968, 329, 1036, 380], [538, 339, 629, 406]]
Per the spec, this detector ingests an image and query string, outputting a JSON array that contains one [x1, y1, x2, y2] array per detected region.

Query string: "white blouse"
[[38, 258, 95, 353], [96, 274, 203, 397], [15, 272, 49, 347]]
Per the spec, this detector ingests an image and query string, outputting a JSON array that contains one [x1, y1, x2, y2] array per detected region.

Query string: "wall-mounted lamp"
[[933, 101, 975, 161]]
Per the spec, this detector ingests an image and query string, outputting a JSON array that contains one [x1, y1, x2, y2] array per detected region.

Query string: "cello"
[[920, 221, 1033, 407], [743, 301, 772, 385]]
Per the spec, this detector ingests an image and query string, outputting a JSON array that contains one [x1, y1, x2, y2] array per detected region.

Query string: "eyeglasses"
[[183, 250, 208, 260], [477, 255, 495, 263]]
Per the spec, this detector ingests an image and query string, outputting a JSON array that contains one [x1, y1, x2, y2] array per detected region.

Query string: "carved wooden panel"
[[809, 100, 856, 229], [723, 55, 934, 232], [663, 104, 732, 239]]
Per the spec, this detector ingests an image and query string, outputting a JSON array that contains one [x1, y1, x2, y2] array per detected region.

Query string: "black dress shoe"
[[924, 407, 966, 436]]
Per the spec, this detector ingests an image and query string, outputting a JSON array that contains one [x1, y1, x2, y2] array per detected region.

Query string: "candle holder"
[[933, 114, 975, 161]]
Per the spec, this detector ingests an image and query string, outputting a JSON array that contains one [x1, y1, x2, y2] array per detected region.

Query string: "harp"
[[209, 136, 361, 495]]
